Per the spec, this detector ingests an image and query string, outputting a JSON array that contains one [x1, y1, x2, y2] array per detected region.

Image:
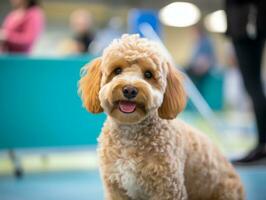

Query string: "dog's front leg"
[[103, 179, 131, 200], [149, 176, 187, 200], [143, 159, 187, 200]]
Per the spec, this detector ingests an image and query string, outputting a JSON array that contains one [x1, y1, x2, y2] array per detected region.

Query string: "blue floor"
[[0, 167, 266, 200], [0, 171, 103, 200], [237, 166, 266, 200]]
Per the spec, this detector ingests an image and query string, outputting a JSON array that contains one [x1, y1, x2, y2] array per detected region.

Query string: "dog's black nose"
[[123, 86, 138, 99]]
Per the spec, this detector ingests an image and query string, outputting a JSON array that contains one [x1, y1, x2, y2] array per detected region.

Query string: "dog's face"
[[79, 34, 186, 124]]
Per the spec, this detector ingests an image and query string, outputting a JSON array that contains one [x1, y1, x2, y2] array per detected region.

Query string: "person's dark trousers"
[[232, 36, 266, 145]]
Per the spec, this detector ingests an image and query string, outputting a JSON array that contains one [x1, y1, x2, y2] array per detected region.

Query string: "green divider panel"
[[0, 55, 106, 149]]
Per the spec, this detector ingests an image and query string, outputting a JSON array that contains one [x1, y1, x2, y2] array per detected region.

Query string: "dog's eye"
[[114, 67, 122, 75], [144, 70, 153, 79]]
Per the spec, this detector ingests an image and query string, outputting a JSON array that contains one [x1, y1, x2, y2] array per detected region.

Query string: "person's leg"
[[233, 37, 266, 144], [232, 37, 266, 163]]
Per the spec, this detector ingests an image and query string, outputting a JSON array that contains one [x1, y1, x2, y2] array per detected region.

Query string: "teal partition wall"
[[0, 56, 106, 149]]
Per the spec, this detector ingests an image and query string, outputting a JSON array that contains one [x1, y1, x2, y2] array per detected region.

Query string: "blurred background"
[[0, 0, 266, 199]]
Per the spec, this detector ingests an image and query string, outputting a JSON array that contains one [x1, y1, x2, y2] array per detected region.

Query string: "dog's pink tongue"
[[119, 101, 136, 113]]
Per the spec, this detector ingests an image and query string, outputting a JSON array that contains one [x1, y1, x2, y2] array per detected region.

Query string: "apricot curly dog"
[[79, 34, 244, 200]]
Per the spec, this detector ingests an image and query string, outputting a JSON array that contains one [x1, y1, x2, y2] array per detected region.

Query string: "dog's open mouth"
[[118, 100, 137, 113]]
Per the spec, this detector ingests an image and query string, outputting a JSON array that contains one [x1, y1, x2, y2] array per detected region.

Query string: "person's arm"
[[4, 10, 44, 47], [0, 29, 6, 41]]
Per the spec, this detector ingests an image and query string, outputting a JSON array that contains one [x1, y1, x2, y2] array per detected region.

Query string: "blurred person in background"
[[58, 9, 94, 55], [186, 25, 217, 96], [226, 0, 266, 164], [89, 16, 123, 55], [0, 0, 44, 54]]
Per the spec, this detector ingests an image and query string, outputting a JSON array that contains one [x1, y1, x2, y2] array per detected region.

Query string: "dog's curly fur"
[[79, 34, 244, 200]]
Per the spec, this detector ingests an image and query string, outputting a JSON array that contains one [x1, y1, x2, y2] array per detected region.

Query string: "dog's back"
[[176, 120, 244, 200]]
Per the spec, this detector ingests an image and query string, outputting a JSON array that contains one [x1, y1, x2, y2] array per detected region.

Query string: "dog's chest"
[[112, 158, 147, 200]]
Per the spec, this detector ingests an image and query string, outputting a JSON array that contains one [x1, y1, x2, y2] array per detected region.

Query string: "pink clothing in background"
[[1, 6, 44, 53]]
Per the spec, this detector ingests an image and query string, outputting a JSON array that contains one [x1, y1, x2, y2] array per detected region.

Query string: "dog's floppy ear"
[[79, 58, 103, 113], [158, 62, 186, 119]]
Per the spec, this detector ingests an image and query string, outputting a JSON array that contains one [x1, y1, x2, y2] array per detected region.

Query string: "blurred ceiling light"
[[204, 10, 227, 33], [159, 2, 201, 27]]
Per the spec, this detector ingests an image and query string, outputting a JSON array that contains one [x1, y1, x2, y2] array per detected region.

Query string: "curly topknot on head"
[[103, 34, 164, 63]]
